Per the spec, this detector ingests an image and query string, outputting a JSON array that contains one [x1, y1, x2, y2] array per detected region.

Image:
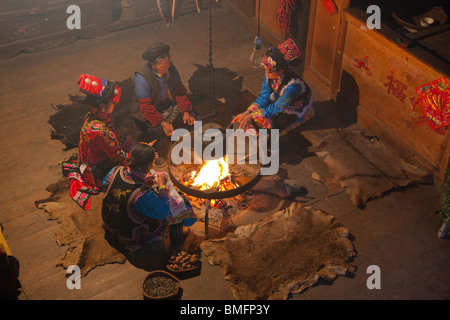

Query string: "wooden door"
[[304, 0, 350, 99]]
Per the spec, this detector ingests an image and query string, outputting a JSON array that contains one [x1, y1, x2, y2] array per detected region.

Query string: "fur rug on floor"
[[200, 202, 357, 300], [306, 125, 433, 208], [35, 177, 127, 276]]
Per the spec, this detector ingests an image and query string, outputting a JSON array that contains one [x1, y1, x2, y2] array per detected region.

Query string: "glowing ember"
[[179, 157, 250, 209], [191, 157, 231, 190]]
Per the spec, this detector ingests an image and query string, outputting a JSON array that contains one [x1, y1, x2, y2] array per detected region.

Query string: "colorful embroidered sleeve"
[[248, 103, 272, 129], [92, 125, 129, 165], [134, 73, 166, 127], [118, 136, 135, 153], [111, 127, 135, 152], [175, 90, 193, 113], [139, 97, 165, 127], [134, 190, 171, 220], [102, 166, 120, 189], [259, 79, 305, 119]]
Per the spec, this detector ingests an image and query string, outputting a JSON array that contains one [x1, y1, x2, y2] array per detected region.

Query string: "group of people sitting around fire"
[[67, 38, 316, 252]]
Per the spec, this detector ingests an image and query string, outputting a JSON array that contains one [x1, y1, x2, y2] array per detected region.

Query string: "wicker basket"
[[142, 270, 181, 300]]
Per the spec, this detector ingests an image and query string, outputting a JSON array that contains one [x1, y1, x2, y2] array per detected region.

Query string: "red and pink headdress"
[[77, 74, 121, 104]]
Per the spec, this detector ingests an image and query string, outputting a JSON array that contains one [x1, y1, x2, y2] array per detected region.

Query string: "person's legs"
[[161, 112, 194, 162], [172, 112, 195, 132], [169, 223, 185, 244], [134, 119, 169, 160], [134, 119, 154, 143], [150, 126, 169, 160]]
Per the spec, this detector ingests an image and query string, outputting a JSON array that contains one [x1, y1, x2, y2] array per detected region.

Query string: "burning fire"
[[181, 156, 243, 209], [187, 156, 238, 192]]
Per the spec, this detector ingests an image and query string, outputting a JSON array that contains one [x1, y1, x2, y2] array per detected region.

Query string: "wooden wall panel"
[[342, 11, 450, 183], [309, 6, 340, 80], [304, 0, 350, 99], [224, 0, 309, 75], [224, 0, 283, 47], [259, 0, 283, 40], [226, 0, 254, 18]]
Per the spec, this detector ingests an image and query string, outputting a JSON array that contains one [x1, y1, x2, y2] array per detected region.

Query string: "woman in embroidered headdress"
[[232, 38, 316, 136], [102, 143, 197, 251], [131, 42, 196, 161], [77, 74, 135, 188]]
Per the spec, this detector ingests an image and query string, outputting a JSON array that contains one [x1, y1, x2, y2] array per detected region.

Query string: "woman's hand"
[[239, 113, 254, 130], [232, 111, 253, 131], [232, 111, 254, 130], [161, 121, 174, 136], [155, 173, 167, 186], [183, 112, 195, 125], [231, 112, 246, 124], [144, 173, 156, 186]]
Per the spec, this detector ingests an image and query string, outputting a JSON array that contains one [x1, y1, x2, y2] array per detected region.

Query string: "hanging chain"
[[209, 0, 216, 112], [257, 0, 261, 37]]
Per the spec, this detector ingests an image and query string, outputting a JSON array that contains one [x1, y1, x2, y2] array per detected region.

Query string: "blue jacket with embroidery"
[[254, 74, 307, 118]]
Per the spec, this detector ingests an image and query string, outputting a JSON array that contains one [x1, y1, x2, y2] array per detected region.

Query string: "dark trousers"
[[134, 113, 194, 159]]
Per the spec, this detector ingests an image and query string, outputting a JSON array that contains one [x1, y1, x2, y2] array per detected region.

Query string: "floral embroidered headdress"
[[262, 38, 301, 73]]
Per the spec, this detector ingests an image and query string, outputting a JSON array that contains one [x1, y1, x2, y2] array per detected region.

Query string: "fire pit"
[[167, 123, 263, 238]]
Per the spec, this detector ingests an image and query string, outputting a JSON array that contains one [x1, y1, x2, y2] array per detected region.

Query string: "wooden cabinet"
[[340, 8, 450, 184], [304, 1, 449, 184]]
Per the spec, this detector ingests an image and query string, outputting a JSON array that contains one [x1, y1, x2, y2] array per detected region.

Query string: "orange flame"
[[191, 157, 230, 191]]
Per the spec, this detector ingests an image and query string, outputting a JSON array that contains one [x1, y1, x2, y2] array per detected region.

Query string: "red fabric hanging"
[[322, 0, 338, 15], [276, 0, 296, 35]]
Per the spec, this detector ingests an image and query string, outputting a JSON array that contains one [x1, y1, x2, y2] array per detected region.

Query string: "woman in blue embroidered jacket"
[[101, 143, 197, 249], [232, 38, 315, 135]]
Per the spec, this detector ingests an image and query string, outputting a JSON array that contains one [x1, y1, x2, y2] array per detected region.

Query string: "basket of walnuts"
[[166, 249, 201, 278]]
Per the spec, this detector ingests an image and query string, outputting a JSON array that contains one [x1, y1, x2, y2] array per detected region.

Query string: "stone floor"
[[0, 4, 449, 302]]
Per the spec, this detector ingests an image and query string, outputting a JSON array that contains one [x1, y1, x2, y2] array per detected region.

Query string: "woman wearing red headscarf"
[[77, 74, 135, 188]]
